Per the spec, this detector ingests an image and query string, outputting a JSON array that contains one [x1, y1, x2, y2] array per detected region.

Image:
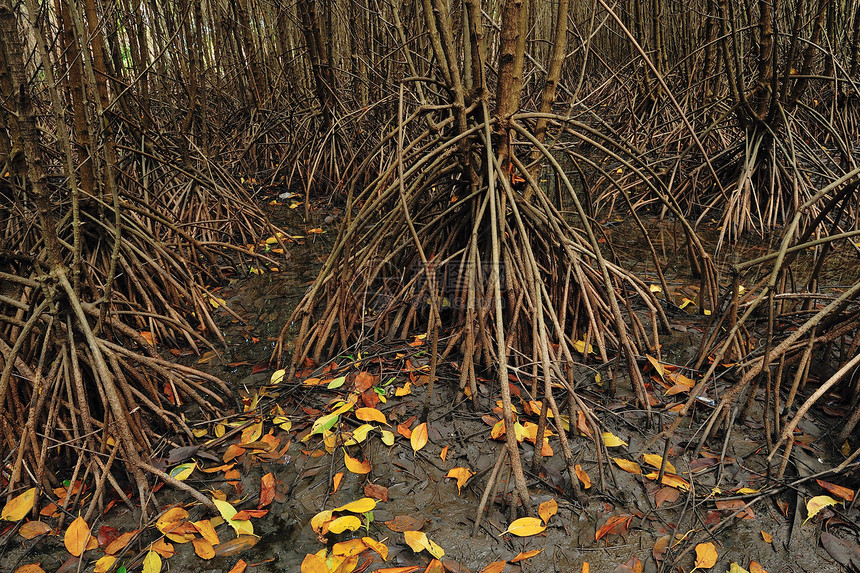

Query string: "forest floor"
[[3, 193, 859, 573]]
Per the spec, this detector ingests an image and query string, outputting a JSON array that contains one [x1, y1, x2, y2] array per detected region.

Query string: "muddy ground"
[[3, 200, 859, 573]]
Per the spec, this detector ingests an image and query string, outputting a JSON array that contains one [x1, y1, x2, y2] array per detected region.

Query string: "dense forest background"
[[2, 0, 860, 567]]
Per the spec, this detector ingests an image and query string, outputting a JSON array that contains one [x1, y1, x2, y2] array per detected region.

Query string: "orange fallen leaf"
[[440, 446, 449, 464], [362, 536, 388, 560], [761, 530, 772, 543], [613, 457, 642, 474], [816, 479, 855, 502], [355, 407, 387, 424], [411, 423, 428, 452], [14, 564, 46, 573], [259, 472, 276, 508], [693, 542, 718, 570], [227, 558, 248, 573], [344, 451, 371, 474], [511, 548, 544, 562], [105, 530, 138, 554], [582, 563, 589, 573], [538, 498, 558, 523], [574, 464, 592, 489], [332, 472, 344, 494], [149, 538, 174, 558], [193, 538, 215, 559], [749, 561, 768, 573], [481, 561, 506, 573], [595, 514, 633, 542], [64, 516, 90, 557], [374, 568, 420, 573], [444, 467, 473, 494]]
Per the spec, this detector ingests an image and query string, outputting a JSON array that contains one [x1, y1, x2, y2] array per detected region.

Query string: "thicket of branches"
[[1, 0, 859, 529]]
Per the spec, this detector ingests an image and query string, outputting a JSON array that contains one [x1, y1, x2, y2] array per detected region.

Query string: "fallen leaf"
[[602, 432, 627, 447], [574, 464, 591, 489], [613, 457, 641, 474], [538, 498, 558, 523], [728, 563, 749, 573], [761, 530, 772, 543], [344, 451, 372, 474], [355, 407, 387, 424], [445, 467, 473, 495], [655, 487, 679, 508], [715, 499, 755, 519], [105, 530, 138, 554], [227, 558, 248, 573], [212, 499, 254, 537], [385, 515, 424, 532], [93, 555, 115, 573], [2, 488, 36, 521], [149, 538, 174, 558], [364, 483, 389, 501], [804, 495, 839, 524], [749, 561, 768, 573], [582, 563, 589, 573], [374, 568, 420, 573], [193, 538, 215, 559], [693, 542, 718, 570], [481, 561, 506, 573], [362, 536, 389, 560], [18, 521, 52, 539], [440, 446, 449, 464], [595, 514, 633, 542], [332, 472, 344, 494], [259, 473, 276, 507], [503, 516, 546, 537], [511, 548, 544, 562], [334, 498, 377, 513], [192, 520, 220, 546], [816, 479, 855, 502], [653, 534, 684, 561], [12, 565, 45, 573], [332, 538, 367, 557], [411, 423, 429, 452], [644, 472, 689, 491], [64, 516, 90, 557], [232, 509, 268, 520], [328, 516, 362, 534], [213, 535, 257, 557], [642, 454, 676, 474], [403, 530, 444, 559], [142, 551, 161, 573], [820, 531, 860, 570]]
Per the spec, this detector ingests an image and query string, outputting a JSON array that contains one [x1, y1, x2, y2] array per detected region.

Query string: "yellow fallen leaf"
[[761, 530, 772, 543], [334, 498, 377, 513], [403, 530, 444, 559], [93, 555, 116, 573], [502, 516, 546, 537], [804, 495, 839, 524], [644, 472, 690, 491], [602, 431, 627, 447], [327, 516, 362, 534], [142, 551, 162, 573], [642, 454, 676, 474], [1, 488, 36, 521]]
